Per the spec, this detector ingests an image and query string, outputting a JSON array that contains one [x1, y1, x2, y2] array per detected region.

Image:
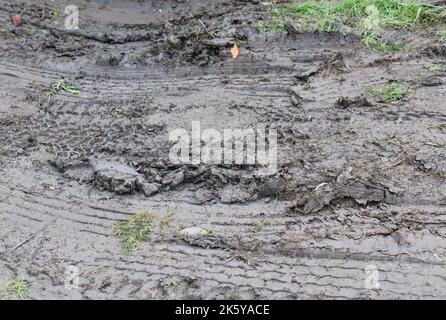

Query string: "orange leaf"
[[164, 20, 173, 29], [231, 44, 239, 59]]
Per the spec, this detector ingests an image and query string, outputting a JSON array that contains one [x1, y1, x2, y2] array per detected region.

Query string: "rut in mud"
[[1, 0, 446, 299]]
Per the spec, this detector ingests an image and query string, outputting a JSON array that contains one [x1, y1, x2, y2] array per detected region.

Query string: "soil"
[[0, 0, 446, 299]]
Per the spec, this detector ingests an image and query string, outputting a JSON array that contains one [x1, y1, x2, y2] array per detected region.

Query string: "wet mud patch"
[[1, 0, 446, 300]]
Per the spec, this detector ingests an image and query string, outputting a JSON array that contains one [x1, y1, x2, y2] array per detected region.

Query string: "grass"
[[368, 83, 414, 103], [43, 89, 55, 102], [361, 34, 407, 52], [199, 228, 210, 236], [429, 147, 440, 156], [340, 132, 350, 141], [263, 0, 445, 51], [115, 210, 154, 253], [0, 27, 7, 33], [249, 222, 264, 236], [52, 80, 81, 95], [268, 0, 444, 31], [207, 28, 220, 39], [3, 280, 28, 300], [111, 105, 122, 113], [26, 27, 37, 36], [93, 265, 109, 274], [44, 80, 80, 101], [50, 9, 61, 19], [167, 280, 177, 289], [258, 19, 288, 32], [379, 137, 411, 151], [427, 65, 446, 73], [159, 211, 176, 229]]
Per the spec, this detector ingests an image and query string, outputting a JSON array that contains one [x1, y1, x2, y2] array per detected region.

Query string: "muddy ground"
[[0, 0, 446, 300]]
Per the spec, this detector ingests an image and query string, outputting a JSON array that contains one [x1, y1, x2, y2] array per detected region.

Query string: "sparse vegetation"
[[379, 137, 412, 151], [160, 211, 176, 229], [267, 0, 444, 31], [199, 228, 210, 236], [340, 132, 350, 141], [115, 210, 154, 253], [263, 0, 445, 51], [111, 105, 122, 113], [249, 221, 266, 236], [43, 80, 80, 101], [93, 265, 109, 274], [207, 28, 220, 39], [427, 65, 446, 73], [368, 83, 414, 103], [43, 89, 55, 102], [361, 34, 407, 53], [26, 27, 37, 36], [52, 79, 81, 95], [50, 9, 61, 19], [3, 279, 28, 300], [167, 280, 177, 289], [429, 147, 440, 156]]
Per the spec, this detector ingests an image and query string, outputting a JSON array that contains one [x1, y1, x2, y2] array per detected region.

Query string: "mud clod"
[[140, 182, 161, 197], [93, 160, 141, 194], [219, 184, 254, 204], [336, 96, 373, 109]]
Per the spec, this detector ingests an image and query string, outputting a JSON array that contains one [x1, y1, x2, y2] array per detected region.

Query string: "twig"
[[198, 19, 209, 33]]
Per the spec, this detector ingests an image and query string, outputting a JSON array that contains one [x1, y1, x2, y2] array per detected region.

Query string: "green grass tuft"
[[271, 1, 338, 32], [429, 147, 440, 156], [167, 280, 177, 289], [249, 222, 264, 236], [368, 83, 414, 103], [44, 80, 80, 102], [361, 34, 407, 52], [115, 210, 154, 253], [111, 105, 122, 113], [427, 65, 446, 73], [52, 80, 80, 95], [4, 280, 28, 300], [340, 132, 350, 141], [43, 89, 55, 102]]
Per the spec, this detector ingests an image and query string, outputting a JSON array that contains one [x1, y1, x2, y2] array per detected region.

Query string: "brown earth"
[[0, 0, 446, 299]]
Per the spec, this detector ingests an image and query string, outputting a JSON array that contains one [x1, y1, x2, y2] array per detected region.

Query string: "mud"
[[1, 0, 446, 300]]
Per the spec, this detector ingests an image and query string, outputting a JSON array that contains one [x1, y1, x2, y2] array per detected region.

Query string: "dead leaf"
[[164, 20, 173, 29], [231, 44, 239, 59], [12, 15, 22, 27]]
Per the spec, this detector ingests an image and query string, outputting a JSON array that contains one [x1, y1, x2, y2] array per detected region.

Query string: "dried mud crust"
[[1, 0, 446, 299]]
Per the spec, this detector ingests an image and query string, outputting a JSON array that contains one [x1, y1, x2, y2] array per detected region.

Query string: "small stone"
[[167, 35, 180, 46]]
